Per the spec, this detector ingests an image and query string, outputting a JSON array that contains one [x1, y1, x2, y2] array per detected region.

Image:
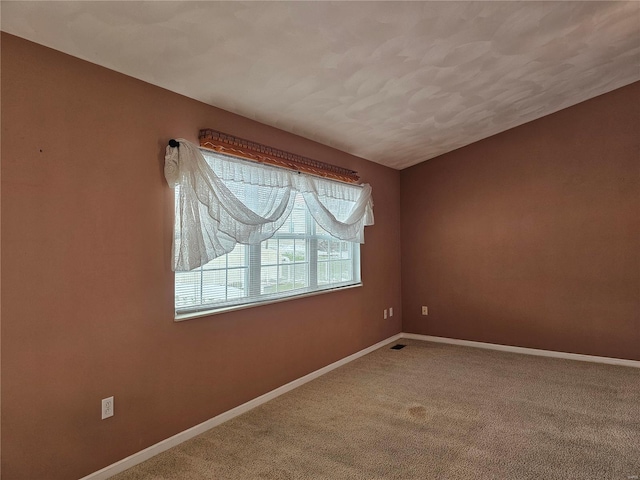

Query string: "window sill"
[[174, 282, 363, 322]]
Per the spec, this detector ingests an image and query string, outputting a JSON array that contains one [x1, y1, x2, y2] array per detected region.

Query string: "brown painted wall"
[[401, 81, 640, 361], [0, 33, 402, 479]]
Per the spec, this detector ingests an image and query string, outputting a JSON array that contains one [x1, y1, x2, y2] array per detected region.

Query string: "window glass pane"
[[341, 260, 353, 282], [202, 270, 227, 303], [279, 239, 295, 262], [226, 268, 247, 299], [278, 265, 294, 292], [330, 261, 342, 283], [318, 239, 329, 261], [294, 239, 307, 262], [175, 270, 201, 308], [261, 266, 277, 294], [317, 261, 329, 285], [329, 240, 340, 259], [261, 241, 278, 266], [295, 264, 308, 289]]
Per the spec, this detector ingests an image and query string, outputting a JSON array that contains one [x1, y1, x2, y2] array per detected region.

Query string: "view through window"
[[175, 167, 361, 315]]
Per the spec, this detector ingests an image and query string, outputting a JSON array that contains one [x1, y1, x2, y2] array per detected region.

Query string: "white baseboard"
[[80, 330, 637, 479], [79, 333, 403, 480], [401, 333, 640, 369]]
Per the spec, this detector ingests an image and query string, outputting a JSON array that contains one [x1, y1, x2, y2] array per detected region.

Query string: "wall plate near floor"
[[102, 396, 114, 420]]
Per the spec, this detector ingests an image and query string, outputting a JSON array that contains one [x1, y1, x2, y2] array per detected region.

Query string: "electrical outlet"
[[389, 307, 393, 317], [102, 396, 114, 420], [422, 306, 428, 315], [384, 309, 388, 319]]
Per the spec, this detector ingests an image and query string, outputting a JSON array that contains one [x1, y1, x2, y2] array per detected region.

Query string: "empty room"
[[1, 2, 638, 479]]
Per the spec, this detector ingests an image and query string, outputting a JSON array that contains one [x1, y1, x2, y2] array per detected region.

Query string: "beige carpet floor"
[[112, 340, 640, 479]]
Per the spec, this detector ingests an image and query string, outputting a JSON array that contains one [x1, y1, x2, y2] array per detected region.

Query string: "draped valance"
[[165, 139, 374, 271]]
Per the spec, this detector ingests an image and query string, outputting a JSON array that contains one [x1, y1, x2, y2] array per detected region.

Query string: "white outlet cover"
[[102, 396, 114, 420], [384, 309, 388, 319], [389, 307, 394, 317]]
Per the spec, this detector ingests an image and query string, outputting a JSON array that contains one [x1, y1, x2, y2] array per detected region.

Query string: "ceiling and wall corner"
[[1, 1, 639, 169], [400, 81, 640, 361]]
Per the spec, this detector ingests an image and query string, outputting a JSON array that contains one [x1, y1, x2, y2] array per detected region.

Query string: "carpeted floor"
[[112, 340, 640, 479]]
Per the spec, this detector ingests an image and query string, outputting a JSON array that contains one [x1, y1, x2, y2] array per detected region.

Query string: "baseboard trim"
[[79, 333, 403, 480], [401, 333, 640, 368], [79, 330, 637, 479]]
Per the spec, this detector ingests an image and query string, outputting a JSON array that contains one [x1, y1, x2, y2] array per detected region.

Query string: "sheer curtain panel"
[[165, 139, 374, 272]]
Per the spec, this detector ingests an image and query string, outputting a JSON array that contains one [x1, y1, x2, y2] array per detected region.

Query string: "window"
[[171, 147, 367, 317]]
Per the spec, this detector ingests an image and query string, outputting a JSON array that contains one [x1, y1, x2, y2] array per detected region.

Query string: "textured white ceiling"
[[2, 1, 639, 169]]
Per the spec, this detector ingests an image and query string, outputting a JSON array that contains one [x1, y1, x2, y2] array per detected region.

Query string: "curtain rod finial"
[[169, 139, 180, 148]]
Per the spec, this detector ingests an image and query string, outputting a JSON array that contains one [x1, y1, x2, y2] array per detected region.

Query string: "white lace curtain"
[[165, 139, 374, 271]]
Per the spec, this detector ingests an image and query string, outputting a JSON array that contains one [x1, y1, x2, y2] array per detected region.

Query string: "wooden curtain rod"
[[196, 129, 360, 184]]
